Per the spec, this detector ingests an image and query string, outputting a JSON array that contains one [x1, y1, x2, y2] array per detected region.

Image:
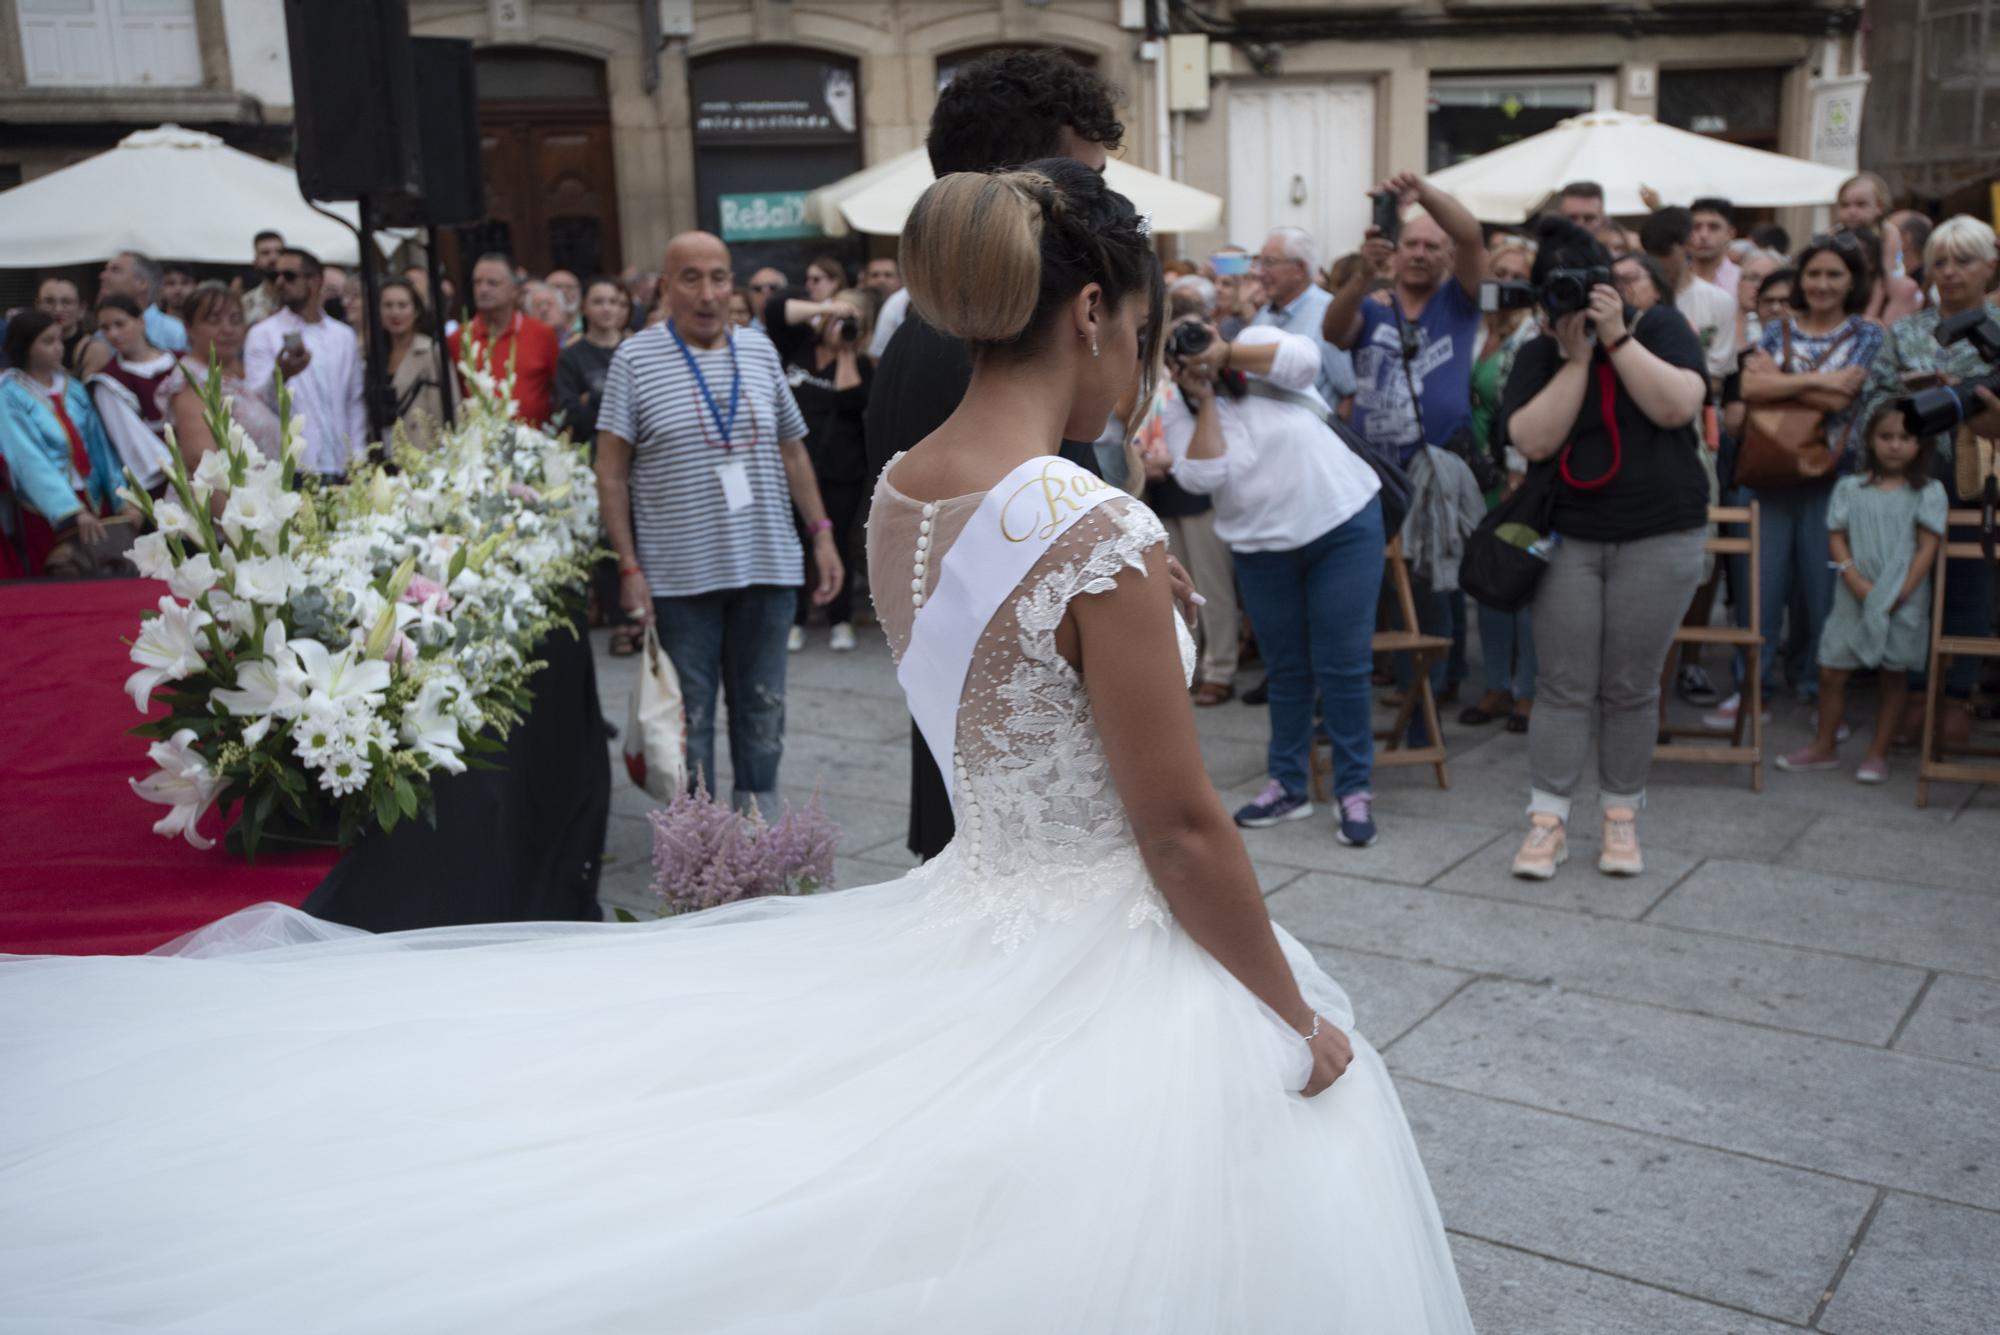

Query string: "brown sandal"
[[1192, 681, 1235, 707]]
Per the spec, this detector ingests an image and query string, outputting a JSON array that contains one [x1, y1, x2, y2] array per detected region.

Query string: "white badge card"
[[716, 459, 753, 513]]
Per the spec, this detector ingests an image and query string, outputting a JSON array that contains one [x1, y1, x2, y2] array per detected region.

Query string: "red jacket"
[[449, 313, 560, 427]]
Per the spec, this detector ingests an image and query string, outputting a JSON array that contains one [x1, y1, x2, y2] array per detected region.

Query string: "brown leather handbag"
[[1736, 322, 1859, 489]]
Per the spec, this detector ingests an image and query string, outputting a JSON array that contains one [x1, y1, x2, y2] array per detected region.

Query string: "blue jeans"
[[653, 584, 795, 815], [1234, 497, 1384, 801], [1478, 602, 1537, 700], [1754, 484, 1835, 695]]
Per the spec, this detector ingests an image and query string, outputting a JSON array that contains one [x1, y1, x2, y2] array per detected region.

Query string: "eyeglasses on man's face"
[[749, 281, 784, 294], [274, 270, 307, 283]]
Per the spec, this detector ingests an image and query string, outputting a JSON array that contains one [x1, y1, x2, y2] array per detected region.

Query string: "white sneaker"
[[787, 625, 806, 653], [1701, 693, 1771, 731], [829, 622, 857, 653]]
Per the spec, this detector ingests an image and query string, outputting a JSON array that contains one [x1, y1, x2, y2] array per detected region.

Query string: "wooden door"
[[445, 103, 622, 283], [1227, 83, 1376, 260]]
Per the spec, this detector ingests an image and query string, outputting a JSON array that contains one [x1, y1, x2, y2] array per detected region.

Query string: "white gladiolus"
[[233, 554, 304, 605], [129, 530, 175, 581], [166, 552, 218, 601]]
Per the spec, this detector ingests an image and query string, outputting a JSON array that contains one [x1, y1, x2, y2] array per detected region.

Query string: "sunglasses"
[[274, 270, 307, 282], [1808, 232, 1863, 254]]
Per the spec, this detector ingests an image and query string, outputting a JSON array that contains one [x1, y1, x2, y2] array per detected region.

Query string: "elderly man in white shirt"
[[243, 247, 368, 476], [1166, 316, 1386, 849]]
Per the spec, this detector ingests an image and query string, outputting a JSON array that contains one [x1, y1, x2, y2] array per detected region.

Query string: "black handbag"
[[1458, 461, 1557, 613]]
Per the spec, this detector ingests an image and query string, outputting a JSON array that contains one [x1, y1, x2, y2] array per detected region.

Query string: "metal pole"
[[428, 223, 455, 428], [356, 193, 393, 452]]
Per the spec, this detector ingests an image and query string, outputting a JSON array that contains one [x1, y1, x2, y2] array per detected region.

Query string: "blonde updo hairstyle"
[[902, 156, 1162, 401]]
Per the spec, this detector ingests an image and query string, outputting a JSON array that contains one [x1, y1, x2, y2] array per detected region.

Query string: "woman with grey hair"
[[1861, 215, 2000, 748]]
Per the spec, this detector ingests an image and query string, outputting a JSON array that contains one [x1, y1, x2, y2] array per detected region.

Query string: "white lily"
[[289, 637, 391, 706], [126, 597, 212, 711], [401, 676, 468, 774], [129, 728, 225, 849], [213, 623, 304, 746], [166, 551, 219, 601]]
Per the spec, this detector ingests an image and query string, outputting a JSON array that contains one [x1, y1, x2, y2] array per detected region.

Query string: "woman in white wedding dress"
[[0, 161, 1474, 1334]]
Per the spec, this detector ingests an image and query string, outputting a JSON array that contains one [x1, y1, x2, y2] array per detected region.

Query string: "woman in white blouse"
[[1167, 320, 1386, 848]]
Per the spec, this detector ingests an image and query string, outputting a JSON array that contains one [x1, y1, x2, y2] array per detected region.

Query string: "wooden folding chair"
[[1310, 537, 1450, 801], [1917, 507, 2000, 807], [1653, 503, 1765, 791]]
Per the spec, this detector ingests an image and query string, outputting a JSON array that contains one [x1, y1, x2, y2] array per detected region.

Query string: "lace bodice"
[[867, 457, 1196, 950]]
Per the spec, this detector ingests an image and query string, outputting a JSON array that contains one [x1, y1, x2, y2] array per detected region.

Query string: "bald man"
[[593, 231, 843, 815]]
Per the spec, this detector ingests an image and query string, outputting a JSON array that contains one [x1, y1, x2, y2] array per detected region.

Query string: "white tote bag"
[[623, 623, 687, 800]]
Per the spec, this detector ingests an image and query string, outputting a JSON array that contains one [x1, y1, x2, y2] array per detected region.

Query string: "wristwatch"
[[1829, 559, 1853, 573]]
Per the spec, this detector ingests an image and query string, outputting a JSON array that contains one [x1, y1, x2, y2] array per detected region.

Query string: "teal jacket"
[[0, 369, 121, 525]]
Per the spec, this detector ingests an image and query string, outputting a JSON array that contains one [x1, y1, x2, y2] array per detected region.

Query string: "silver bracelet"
[[1303, 1012, 1322, 1044]]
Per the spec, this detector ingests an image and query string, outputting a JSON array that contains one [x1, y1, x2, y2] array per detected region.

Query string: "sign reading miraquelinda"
[[719, 192, 819, 243]]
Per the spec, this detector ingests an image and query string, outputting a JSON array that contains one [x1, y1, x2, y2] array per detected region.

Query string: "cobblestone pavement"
[[590, 623, 1999, 1334]]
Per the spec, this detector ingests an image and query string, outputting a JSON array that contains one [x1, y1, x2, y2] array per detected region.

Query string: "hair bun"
[[902, 170, 1052, 344]]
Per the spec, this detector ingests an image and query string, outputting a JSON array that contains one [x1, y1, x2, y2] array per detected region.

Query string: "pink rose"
[[401, 575, 453, 612]]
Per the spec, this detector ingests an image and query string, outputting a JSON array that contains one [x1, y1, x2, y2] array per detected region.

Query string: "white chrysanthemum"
[[317, 749, 371, 796]]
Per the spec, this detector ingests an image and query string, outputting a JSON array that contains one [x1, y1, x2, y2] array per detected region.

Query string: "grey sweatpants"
[[1527, 527, 1706, 821]]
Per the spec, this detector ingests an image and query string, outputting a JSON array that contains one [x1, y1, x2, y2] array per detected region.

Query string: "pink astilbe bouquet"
[[647, 785, 839, 916]]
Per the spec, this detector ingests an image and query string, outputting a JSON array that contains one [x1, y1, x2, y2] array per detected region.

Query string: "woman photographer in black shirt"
[[764, 283, 877, 652], [1499, 216, 1711, 883]]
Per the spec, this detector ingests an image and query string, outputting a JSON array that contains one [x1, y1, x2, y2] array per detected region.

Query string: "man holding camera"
[[1325, 173, 1488, 736]]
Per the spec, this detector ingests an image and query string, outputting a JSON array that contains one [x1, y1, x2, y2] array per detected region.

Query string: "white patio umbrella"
[[0, 124, 396, 267], [806, 148, 1224, 237], [1427, 110, 1855, 222]]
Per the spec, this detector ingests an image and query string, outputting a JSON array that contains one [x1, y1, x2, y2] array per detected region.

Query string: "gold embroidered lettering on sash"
[[1000, 461, 1109, 543]]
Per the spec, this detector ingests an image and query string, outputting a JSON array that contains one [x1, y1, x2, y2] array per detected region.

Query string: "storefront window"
[[1659, 68, 1785, 149], [689, 48, 864, 279], [1427, 75, 1610, 171]]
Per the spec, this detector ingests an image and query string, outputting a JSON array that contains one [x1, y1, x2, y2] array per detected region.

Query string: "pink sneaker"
[[1776, 747, 1841, 774], [1702, 693, 1772, 731], [1855, 757, 1889, 784], [1510, 815, 1568, 880], [1599, 807, 1644, 877]]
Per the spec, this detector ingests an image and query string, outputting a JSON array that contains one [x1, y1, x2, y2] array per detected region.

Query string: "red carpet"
[[0, 578, 338, 955]]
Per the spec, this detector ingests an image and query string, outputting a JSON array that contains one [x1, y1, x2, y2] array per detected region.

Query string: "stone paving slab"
[[1892, 974, 2000, 1068], [1404, 1082, 1872, 1323], [1449, 1235, 1805, 1335], [1648, 861, 2000, 979], [1780, 813, 1999, 895], [1297, 942, 1471, 1049], [1429, 830, 1699, 920], [1392, 981, 2000, 1212], [1817, 1192, 2000, 1335], [1269, 873, 1926, 1044]]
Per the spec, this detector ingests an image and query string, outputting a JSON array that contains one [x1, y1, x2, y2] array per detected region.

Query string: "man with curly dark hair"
[[866, 48, 1129, 861], [924, 48, 1125, 177]]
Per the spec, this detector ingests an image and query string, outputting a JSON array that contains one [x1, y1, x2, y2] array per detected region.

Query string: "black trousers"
[[796, 478, 867, 628]]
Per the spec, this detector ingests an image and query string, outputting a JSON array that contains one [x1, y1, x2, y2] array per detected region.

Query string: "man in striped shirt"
[[596, 231, 844, 816]]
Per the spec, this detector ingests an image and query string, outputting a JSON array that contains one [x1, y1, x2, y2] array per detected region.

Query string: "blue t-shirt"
[[144, 305, 188, 354], [1351, 281, 1481, 462]]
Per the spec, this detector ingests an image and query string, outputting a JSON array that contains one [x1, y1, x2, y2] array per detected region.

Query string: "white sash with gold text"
[[897, 454, 1122, 806]]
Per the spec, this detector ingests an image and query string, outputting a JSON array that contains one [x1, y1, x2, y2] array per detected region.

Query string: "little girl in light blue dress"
[[1777, 403, 1947, 783]]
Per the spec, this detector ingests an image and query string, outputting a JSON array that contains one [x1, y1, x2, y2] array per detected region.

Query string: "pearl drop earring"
[[1090, 336, 1100, 358]]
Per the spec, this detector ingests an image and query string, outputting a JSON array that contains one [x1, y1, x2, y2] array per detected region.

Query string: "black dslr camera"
[[1898, 308, 2000, 438], [1539, 266, 1611, 319], [1165, 319, 1245, 399], [1480, 281, 1537, 314], [1166, 320, 1213, 361]]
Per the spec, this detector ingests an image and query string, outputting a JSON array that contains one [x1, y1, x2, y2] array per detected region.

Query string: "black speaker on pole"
[[378, 37, 486, 227], [282, 0, 422, 202]]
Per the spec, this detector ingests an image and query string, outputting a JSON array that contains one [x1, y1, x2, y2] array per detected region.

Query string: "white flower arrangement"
[[123, 347, 598, 856]]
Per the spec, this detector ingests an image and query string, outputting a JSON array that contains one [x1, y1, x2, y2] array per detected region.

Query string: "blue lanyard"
[[667, 319, 741, 445]]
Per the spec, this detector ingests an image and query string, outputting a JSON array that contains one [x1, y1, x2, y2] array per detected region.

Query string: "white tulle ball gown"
[[0, 463, 1475, 1333]]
